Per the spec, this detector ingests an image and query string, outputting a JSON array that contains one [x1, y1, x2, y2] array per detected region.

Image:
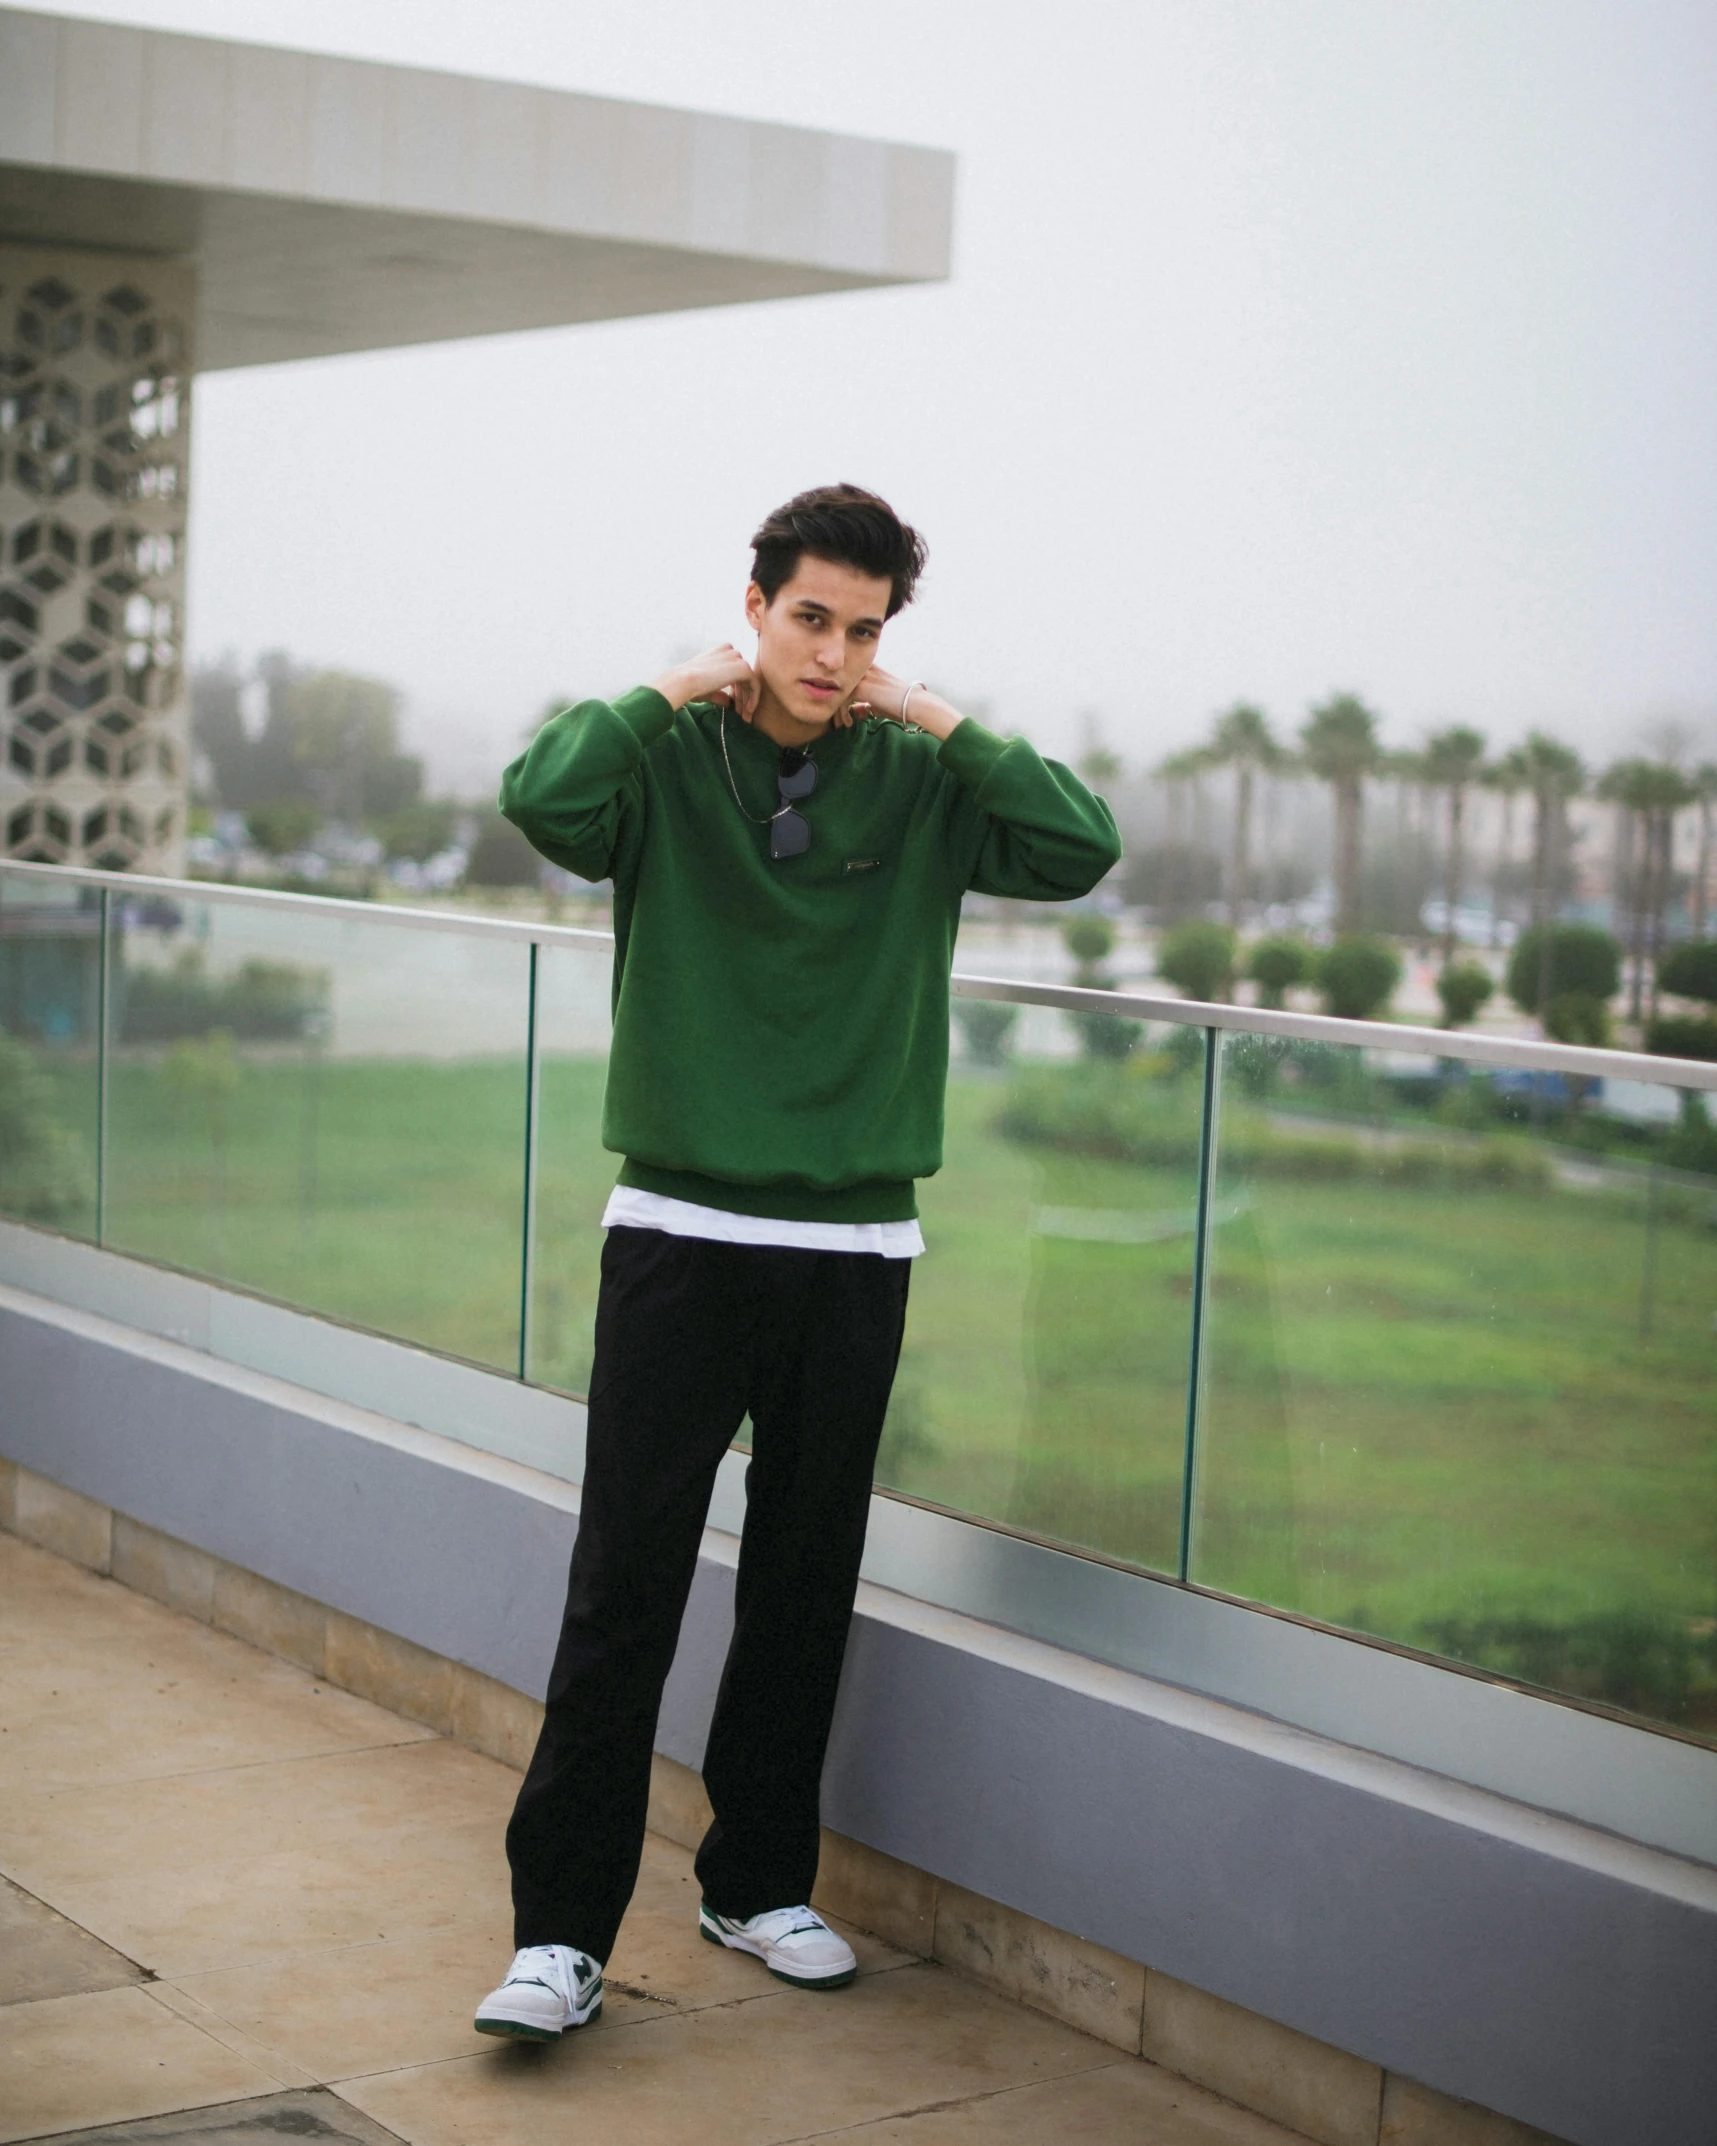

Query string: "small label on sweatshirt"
[[845, 858, 881, 872]]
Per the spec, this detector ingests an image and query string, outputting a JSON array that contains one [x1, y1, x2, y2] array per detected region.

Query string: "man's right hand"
[[652, 646, 759, 717]]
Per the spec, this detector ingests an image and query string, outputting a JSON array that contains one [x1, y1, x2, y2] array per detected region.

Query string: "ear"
[[744, 581, 767, 632]]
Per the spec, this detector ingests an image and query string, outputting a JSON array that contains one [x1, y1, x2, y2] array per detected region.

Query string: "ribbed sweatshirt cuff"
[[612, 685, 678, 751], [937, 716, 1011, 790]]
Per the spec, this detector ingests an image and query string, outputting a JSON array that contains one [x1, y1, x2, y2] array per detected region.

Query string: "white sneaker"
[[699, 1902, 857, 1988], [474, 1944, 604, 2041]]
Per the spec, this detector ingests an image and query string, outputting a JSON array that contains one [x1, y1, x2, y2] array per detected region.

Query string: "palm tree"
[[1691, 763, 1717, 940], [1421, 726, 1489, 964], [1516, 733, 1584, 1023], [1300, 694, 1382, 934], [1202, 703, 1283, 928], [1601, 758, 1696, 1021], [1482, 751, 1527, 946], [1152, 746, 1212, 918]]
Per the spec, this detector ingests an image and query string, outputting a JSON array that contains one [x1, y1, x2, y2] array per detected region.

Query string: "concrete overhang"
[[0, 7, 955, 371]]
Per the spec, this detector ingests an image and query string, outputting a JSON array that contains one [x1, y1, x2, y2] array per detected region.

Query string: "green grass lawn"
[[8, 1044, 1714, 1738]]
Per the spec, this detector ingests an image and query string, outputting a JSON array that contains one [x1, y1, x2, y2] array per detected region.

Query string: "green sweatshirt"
[[499, 689, 1121, 1223]]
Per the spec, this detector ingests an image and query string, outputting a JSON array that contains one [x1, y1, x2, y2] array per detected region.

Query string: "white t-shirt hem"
[[601, 1184, 924, 1258]]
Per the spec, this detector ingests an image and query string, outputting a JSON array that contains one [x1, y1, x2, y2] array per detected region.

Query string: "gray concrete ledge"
[[1, 1279, 1712, 2146]]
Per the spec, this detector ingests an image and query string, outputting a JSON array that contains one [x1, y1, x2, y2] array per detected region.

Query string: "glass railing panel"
[[0, 866, 102, 1240], [102, 891, 532, 1371], [1191, 1032, 1717, 1742], [525, 937, 615, 1397], [874, 1001, 1207, 1576]]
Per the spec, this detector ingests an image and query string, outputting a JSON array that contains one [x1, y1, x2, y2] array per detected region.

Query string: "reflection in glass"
[[877, 1008, 1205, 1576], [525, 938, 615, 1397], [102, 894, 532, 1372], [0, 867, 101, 1237], [1192, 1031, 1717, 1743]]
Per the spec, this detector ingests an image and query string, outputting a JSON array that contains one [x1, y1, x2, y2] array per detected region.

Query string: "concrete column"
[[1, 245, 192, 876]]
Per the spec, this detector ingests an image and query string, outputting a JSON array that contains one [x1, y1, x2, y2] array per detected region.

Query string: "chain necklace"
[[719, 703, 809, 826]]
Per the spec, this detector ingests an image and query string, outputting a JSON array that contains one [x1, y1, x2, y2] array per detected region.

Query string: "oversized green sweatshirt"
[[499, 689, 1121, 1223]]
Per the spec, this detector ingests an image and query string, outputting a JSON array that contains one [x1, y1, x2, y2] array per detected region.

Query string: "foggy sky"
[[23, 0, 1717, 797]]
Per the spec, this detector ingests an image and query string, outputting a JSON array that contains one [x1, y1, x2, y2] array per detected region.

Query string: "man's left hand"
[[836, 668, 962, 743]]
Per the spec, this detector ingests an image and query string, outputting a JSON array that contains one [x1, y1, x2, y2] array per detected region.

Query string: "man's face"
[[745, 556, 891, 731]]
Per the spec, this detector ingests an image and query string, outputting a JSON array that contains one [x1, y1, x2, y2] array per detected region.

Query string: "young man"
[[475, 484, 1119, 2040]]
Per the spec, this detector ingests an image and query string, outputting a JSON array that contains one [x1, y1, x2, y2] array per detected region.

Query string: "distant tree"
[[189, 655, 251, 807], [1646, 1014, 1717, 1062], [1152, 747, 1215, 920], [1201, 703, 1285, 929], [1063, 916, 1115, 969], [952, 999, 1019, 1068], [1245, 934, 1312, 1010], [1436, 960, 1494, 1029], [245, 801, 318, 856], [1505, 925, 1620, 1017], [1121, 842, 1221, 917], [1062, 914, 1133, 1058], [465, 811, 541, 888], [1657, 941, 1717, 1007], [1300, 695, 1382, 933], [1691, 764, 1717, 939], [1157, 920, 1236, 1002], [1316, 935, 1401, 1021], [285, 670, 422, 826], [1544, 992, 1611, 1048], [1600, 758, 1695, 1023], [1481, 751, 1528, 944], [1075, 714, 1124, 790], [375, 800, 459, 863], [1421, 726, 1489, 963], [1515, 734, 1585, 1023]]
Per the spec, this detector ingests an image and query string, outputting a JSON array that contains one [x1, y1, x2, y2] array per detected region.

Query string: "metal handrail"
[[6, 856, 1715, 1092], [0, 857, 613, 952]]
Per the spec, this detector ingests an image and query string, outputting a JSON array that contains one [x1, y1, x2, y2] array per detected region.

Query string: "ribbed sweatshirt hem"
[[617, 1159, 919, 1224]]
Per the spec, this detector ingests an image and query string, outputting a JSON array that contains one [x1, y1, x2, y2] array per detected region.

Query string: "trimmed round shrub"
[[1316, 935, 1402, 1021], [1506, 925, 1620, 1016], [1544, 991, 1610, 1048], [1436, 960, 1495, 1029], [1157, 920, 1236, 1002], [1246, 934, 1312, 1010], [953, 998, 1018, 1068], [1645, 1015, 1717, 1063], [1062, 915, 1115, 969], [1657, 940, 1717, 1007]]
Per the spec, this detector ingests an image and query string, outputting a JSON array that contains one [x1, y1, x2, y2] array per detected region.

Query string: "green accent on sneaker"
[[768, 1962, 856, 1991]]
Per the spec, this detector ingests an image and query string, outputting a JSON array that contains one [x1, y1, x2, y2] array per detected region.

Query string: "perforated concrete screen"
[[0, 248, 192, 875]]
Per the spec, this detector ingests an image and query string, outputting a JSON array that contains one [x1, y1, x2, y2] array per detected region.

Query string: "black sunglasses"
[[771, 750, 818, 860]]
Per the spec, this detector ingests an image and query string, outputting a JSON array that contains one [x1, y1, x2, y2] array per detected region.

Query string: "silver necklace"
[[719, 704, 808, 826]]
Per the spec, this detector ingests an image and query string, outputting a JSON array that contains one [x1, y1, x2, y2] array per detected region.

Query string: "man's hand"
[[652, 646, 760, 718], [838, 666, 962, 743]]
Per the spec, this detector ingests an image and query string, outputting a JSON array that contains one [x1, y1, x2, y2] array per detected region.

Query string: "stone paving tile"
[[336, 1962, 1117, 2146], [2, 1740, 514, 1978], [17, 2087, 408, 2146], [821, 2058, 1319, 2142], [169, 1833, 911, 2086], [0, 1872, 142, 2007], [0, 1537, 433, 1794], [0, 1528, 1314, 2146], [0, 1985, 284, 2145]]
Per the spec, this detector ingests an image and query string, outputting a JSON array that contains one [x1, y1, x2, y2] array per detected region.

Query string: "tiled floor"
[[0, 1532, 1304, 2145]]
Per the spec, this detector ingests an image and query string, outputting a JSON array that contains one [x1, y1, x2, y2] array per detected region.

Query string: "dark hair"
[[750, 484, 927, 619]]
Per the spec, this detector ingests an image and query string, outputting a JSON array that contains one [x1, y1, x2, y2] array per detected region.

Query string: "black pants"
[[506, 1226, 911, 1960]]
